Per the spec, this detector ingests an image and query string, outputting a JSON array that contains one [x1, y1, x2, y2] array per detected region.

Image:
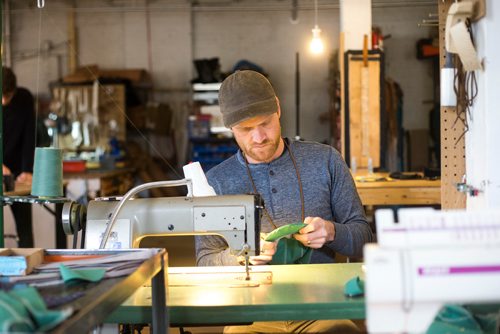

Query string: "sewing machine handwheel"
[[62, 201, 86, 235]]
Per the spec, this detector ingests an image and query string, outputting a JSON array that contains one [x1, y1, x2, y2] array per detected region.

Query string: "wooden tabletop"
[[63, 167, 135, 180], [354, 171, 441, 206]]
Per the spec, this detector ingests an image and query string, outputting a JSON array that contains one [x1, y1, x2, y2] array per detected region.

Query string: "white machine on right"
[[365, 207, 500, 333]]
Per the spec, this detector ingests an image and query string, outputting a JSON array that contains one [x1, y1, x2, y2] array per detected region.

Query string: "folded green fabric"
[[264, 223, 310, 265], [427, 304, 498, 334], [344, 276, 365, 297], [0, 290, 35, 332], [0, 286, 72, 332], [270, 238, 312, 265], [265, 223, 307, 242], [59, 263, 106, 283]]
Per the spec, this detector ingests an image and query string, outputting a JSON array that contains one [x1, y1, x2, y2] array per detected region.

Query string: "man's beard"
[[241, 134, 281, 163]]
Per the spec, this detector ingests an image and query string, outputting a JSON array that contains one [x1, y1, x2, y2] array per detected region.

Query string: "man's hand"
[[294, 217, 336, 248], [16, 172, 33, 184], [248, 240, 277, 265], [2, 164, 12, 175]]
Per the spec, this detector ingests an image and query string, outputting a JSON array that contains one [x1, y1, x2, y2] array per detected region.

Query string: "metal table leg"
[[151, 255, 167, 333]]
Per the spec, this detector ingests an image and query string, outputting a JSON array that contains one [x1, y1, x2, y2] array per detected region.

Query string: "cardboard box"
[[0, 248, 44, 276]]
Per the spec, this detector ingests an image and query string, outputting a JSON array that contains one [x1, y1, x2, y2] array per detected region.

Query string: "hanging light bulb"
[[309, 0, 324, 54], [310, 25, 324, 54]]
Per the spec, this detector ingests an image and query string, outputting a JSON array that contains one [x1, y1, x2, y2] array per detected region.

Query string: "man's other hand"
[[16, 172, 33, 184], [294, 217, 336, 248], [248, 240, 277, 265]]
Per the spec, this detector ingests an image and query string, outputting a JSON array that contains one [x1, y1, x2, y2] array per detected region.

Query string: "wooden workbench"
[[106, 263, 364, 326], [354, 172, 441, 206], [64, 167, 135, 197]]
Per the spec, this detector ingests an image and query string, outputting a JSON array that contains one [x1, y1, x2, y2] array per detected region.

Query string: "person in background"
[[195, 70, 373, 333], [2, 66, 36, 247]]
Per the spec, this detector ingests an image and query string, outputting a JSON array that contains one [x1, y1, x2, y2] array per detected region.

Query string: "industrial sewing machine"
[[365, 208, 500, 333], [62, 179, 262, 277]]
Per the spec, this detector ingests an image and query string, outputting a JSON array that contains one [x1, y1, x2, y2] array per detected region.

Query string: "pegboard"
[[439, 0, 466, 209], [52, 84, 126, 151]]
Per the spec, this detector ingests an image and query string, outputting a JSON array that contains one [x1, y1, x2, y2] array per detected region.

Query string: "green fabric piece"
[[270, 238, 312, 265], [10, 286, 72, 332], [0, 290, 35, 332], [427, 304, 499, 334], [265, 223, 307, 242], [344, 276, 365, 297], [0, 286, 72, 332], [59, 263, 106, 283]]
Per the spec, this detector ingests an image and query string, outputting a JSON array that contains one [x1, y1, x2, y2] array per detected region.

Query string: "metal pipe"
[[295, 52, 300, 140], [99, 179, 193, 249], [8, 1, 437, 14], [3, 0, 12, 67]]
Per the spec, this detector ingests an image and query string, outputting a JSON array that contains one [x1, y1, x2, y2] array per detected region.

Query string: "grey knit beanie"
[[218, 70, 278, 128]]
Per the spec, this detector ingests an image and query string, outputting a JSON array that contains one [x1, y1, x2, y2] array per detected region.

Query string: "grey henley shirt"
[[195, 138, 373, 266]]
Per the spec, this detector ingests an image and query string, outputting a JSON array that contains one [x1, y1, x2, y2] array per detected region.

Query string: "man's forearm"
[[329, 221, 373, 258]]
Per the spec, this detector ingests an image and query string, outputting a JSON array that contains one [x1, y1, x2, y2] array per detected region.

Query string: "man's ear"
[[276, 97, 281, 118]]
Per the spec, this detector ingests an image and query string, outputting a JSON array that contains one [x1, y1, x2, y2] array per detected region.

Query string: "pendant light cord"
[[314, 0, 318, 27]]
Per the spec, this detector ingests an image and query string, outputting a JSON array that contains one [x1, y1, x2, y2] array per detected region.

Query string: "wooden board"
[[356, 180, 441, 206], [345, 51, 382, 168], [439, 0, 466, 209], [340, 32, 346, 157]]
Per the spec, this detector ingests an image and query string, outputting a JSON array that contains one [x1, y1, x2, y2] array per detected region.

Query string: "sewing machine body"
[[365, 208, 500, 333], [84, 194, 262, 256]]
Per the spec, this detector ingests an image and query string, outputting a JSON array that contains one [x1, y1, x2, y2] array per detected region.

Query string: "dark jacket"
[[3, 87, 36, 177]]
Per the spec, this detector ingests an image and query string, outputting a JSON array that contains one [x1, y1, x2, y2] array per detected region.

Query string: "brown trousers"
[[224, 320, 361, 334]]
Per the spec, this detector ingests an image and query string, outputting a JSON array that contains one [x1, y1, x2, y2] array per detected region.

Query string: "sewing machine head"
[[79, 194, 262, 257], [365, 208, 500, 333]]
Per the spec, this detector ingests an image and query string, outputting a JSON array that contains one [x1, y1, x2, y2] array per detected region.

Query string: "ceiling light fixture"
[[310, 0, 324, 54]]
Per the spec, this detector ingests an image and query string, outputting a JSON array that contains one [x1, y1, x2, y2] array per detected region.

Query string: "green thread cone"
[[31, 147, 63, 197]]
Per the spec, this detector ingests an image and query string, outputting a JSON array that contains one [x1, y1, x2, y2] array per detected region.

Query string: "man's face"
[[232, 111, 282, 163]]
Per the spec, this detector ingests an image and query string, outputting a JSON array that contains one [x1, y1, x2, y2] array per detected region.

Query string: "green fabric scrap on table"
[[344, 276, 365, 297], [59, 263, 106, 283], [0, 286, 72, 332]]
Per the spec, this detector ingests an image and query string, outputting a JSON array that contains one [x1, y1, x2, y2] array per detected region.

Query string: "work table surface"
[[107, 263, 365, 326]]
